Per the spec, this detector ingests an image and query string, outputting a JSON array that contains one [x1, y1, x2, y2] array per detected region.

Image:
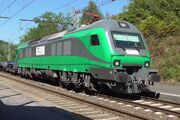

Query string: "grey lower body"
[[90, 67, 161, 94]]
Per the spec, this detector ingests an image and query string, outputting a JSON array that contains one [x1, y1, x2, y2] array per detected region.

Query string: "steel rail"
[[98, 94, 180, 118], [140, 96, 180, 107]]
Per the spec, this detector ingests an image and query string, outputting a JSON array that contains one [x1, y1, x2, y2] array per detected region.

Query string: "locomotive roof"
[[40, 30, 67, 41], [66, 19, 140, 34], [18, 19, 140, 48], [17, 42, 29, 49]]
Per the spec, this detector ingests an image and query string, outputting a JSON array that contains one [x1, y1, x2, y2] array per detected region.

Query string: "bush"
[[147, 36, 180, 82]]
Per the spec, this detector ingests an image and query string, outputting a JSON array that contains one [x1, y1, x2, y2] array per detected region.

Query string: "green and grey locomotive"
[[16, 19, 160, 96]]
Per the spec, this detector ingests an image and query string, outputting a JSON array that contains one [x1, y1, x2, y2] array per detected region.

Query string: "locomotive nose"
[[112, 55, 150, 68]]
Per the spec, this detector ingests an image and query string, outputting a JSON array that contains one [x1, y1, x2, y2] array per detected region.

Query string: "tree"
[[0, 40, 17, 61], [20, 12, 72, 43], [112, 0, 180, 37], [0, 40, 8, 61], [81, 0, 103, 24]]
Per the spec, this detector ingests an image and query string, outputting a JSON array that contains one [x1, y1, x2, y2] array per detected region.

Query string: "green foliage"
[[0, 40, 8, 61], [81, 0, 103, 24], [113, 0, 180, 37], [20, 12, 72, 43], [11, 44, 18, 61], [0, 40, 17, 61], [148, 36, 180, 82]]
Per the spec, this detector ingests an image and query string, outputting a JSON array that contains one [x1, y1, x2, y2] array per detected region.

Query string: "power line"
[[11, 22, 29, 39], [17, 0, 80, 34], [19, 18, 72, 24], [52, 0, 80, 12], [0, 0, 35, 28], [18, 0, 81, 30], [0, 0, 17, 14], [5, 22, 29, 46], [0, 16, 9, 19], [74, 0, 117, 16], [97, 0, 116, 7]]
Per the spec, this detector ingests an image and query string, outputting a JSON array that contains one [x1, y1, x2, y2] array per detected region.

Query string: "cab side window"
[[91, 35, 100, 46]]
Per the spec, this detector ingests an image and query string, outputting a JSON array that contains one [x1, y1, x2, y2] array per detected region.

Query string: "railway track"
[[98, 94, 180, 118], [0, 72, 179, 120]]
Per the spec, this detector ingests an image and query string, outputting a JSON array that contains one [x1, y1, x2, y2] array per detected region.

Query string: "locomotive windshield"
[[112, 31, 145, 50]]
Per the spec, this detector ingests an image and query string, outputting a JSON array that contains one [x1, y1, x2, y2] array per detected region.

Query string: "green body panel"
[[18, 56, 108, 72], [64, 28, 112, 64], [111, 55, 150, 67], [16, 27, 150, 72]]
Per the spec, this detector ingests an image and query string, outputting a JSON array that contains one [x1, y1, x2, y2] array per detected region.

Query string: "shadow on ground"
[[0, 99, 91, 120]]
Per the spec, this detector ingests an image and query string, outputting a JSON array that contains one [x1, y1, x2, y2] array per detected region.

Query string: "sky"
[[0, 0, 130, 44]]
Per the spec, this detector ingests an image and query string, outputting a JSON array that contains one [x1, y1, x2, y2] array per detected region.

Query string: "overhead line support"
[[0, 16, 9, 19]]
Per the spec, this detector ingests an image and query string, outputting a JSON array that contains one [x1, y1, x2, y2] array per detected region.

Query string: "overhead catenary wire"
[[18, 0, 82, 30], [0, 0, 35, 28], [52, 0, 80, 12], [11, 22, 29, 40], [73, 0, 116, 21], [97, 0, 116, 8], [74, 0, 116, 15], [0, 0, 17, 14]]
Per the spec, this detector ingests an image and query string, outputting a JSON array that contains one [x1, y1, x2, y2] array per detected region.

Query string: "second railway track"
[[0, 72, 179, 120]]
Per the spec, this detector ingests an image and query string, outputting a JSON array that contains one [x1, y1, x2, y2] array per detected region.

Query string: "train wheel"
[[74, 78, 83, 92], [60, 72, 67, 88], [70, 72, 82, 92], [84, 85, 96, 95], [61, 72, 71, 88], [84, 75, 96, 95]]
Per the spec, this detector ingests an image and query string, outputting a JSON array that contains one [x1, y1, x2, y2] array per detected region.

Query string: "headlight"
[[113, 60, 121, 67], [144, 61, 150, 67]]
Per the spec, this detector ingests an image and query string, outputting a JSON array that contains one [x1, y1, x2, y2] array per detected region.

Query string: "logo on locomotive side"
[[36, 46, 45, 56]]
